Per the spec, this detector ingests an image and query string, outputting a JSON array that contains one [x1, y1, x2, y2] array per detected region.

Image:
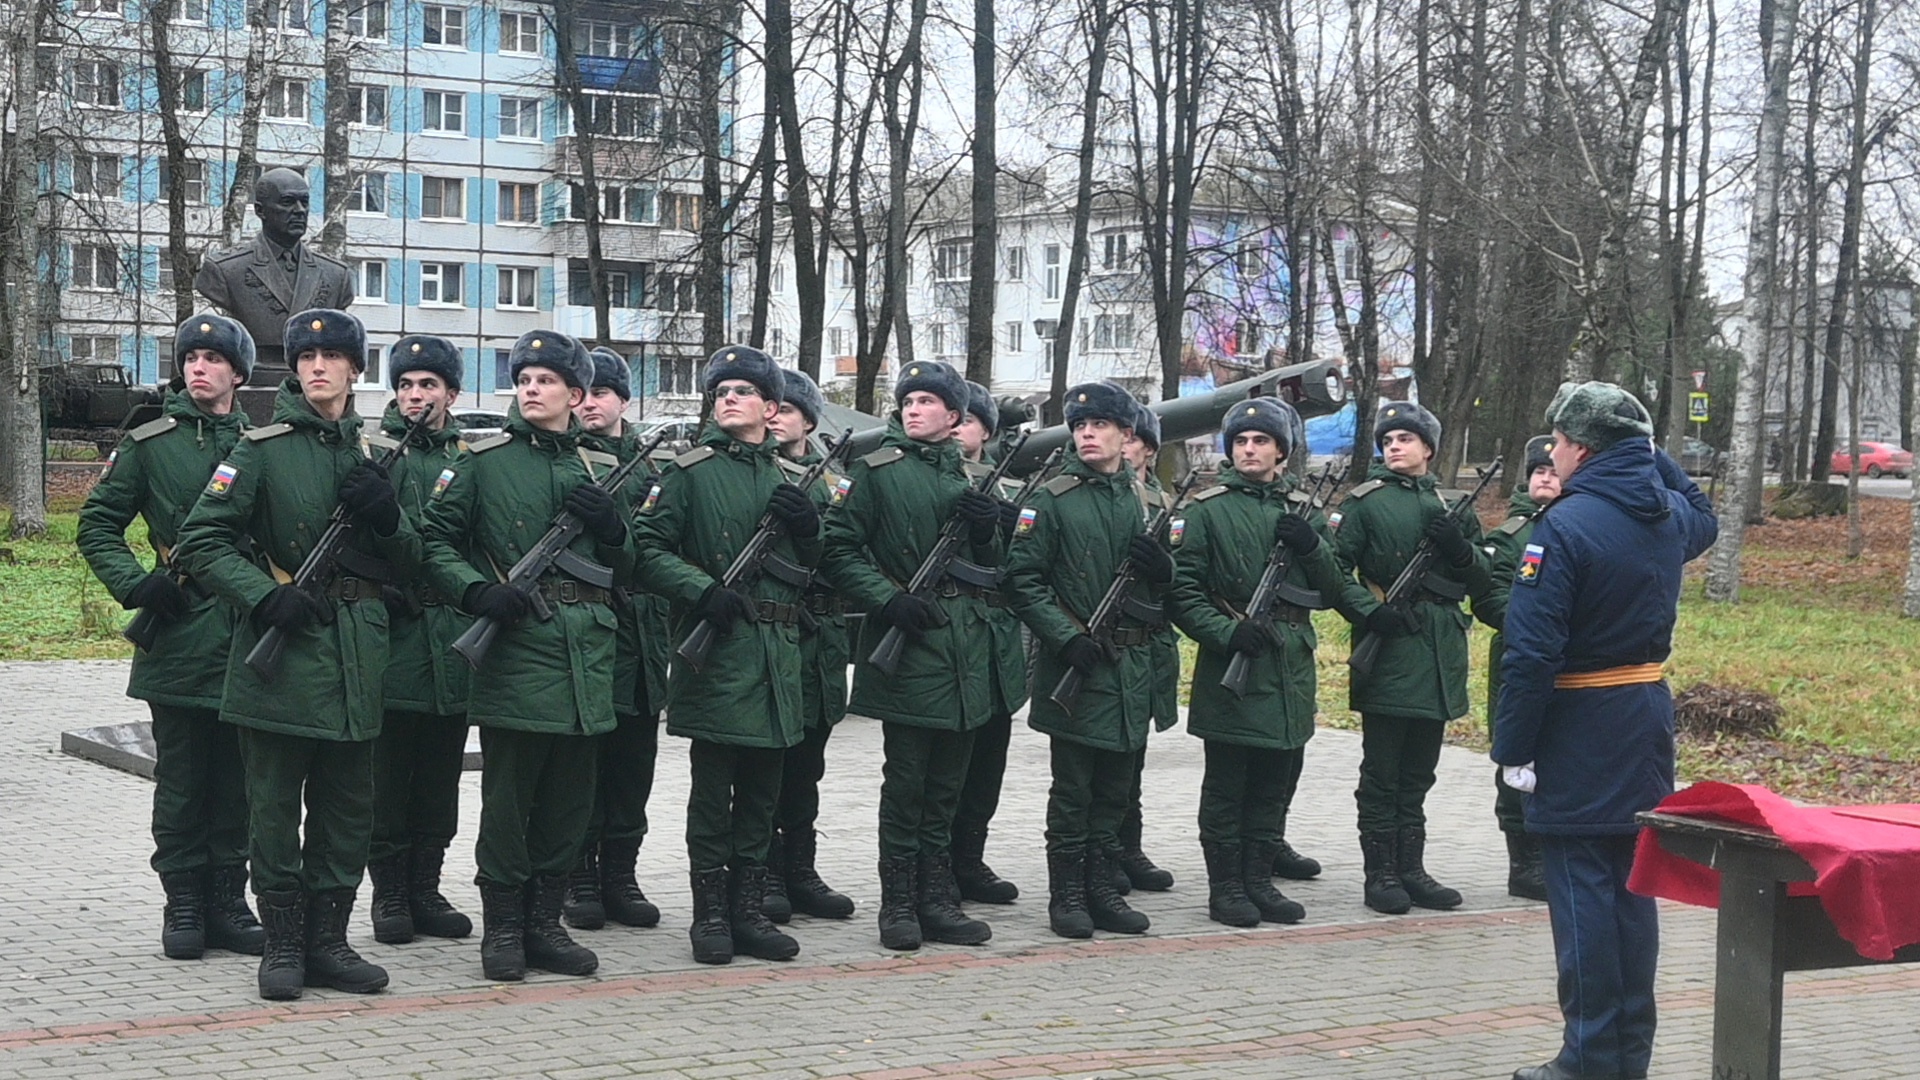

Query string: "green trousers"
[[1198, 740, 1303, 846], [954, 710, 1013, 834], [775, 721, 832, 833], [235, 727, 373, 895], [1044, 737, 1133, 852], [685, 739, 784, 870], [878, 724, 975, 857], [369, 709, 468, 862], [587, 711, 659, 845], [474, 728, 597, 888], [1355, 713, 1445, 834], [148, 703, 250, 875]]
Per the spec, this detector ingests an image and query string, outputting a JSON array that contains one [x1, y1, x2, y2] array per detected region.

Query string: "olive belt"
[[1105, 625, 1156, 647], [1554, 663, 1665, 690], [414, 583, 450, 607], [324, 576, 380, 601], [804, 592, 846, 616], [933, 579, 1007, 607], [1214, 597, 1311, 627], [754, 599, 804, 626], [536, 579, 613, 606]]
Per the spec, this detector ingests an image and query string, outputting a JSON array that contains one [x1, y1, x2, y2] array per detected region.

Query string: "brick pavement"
[[1, 659, 1916, 1078]]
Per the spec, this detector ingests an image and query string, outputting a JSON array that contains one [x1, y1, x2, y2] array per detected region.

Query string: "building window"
[[357, 345, 386, 388], [347, 171, 387, 214], [72, 335, 120, 362], [72, 152, 121, 199], [659, 106, 704, 150], [769, 328, 787, 356], [835, 255, 854, 289], [828, 326, 852, 358], [573, 93, 658, 139], [420, 263, 463, 306], [1232, 319, 1263, 357], [76, 0, 119, 15], [356, 259, 386, 302], [345, 0, 387, 38], [493, 348, 513, 390], [422, 4, 465, 47], [175, 0, 208, 21], [768, 261, 785, 293], [265, 77, 308, 121], [574, 19, 641, 57], [659, 355, 697, 396], [1093, 312, 1134, 350], [347, 83, 388, 128], [498, 182, 537, 224], [497, 266, 537, 310], [568, 260, 647, 308], [268, 0, 307, 32], [157, 254, 181, 293], [567, 181, 656, 224], [498, 96, 539, 140], [1338, 238, 1360, 282], [1000, 320, 1022, 352], [179, 69, 207, 112], [158, 159, 206, 205], [1044, 243, 1061, 300], [74, 61, 121, 107], [653, 271, 699, 313], [1099, 232, 1131, 273], [422, 90, 464, 134], [499, 11, 541, 54], [1004, 246, 1026, 281], [420, 176, 464, 220], [933, 240, 971, 282], [71, 244, 119, 291], [659, 191, 700, 232], [1234, 243, 1264, 278]]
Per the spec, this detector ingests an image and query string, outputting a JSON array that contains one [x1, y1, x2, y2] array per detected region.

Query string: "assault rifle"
[[1219, 461, 1340, 698], [1050, 468, 1202, 716], [242, 409, 434, 680], [675, 428, 855, 672], [450, 431, 668, 671], [1346, 456, 1503, 678], [867, 431, 1031, 676]]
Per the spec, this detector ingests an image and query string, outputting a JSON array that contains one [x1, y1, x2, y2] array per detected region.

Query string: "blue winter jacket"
[[1491, 440, 1717, 835]]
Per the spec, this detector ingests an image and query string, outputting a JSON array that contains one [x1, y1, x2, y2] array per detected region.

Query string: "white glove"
[[1503, 763, 1537, 794]]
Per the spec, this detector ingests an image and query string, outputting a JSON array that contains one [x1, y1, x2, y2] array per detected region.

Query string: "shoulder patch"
[[241, 422, 293, 442], [860, 446, 907, 469], [128, 416, 178, 442], [1518, 543, 1545, 585], [673, 445, 717, 469], [1014, 505, 1039, 536], [1192, 485, 1232, 502], [1346, 479, 1385, 500], [204, 460, 240, 498], [465, 433, 513, 454], [1041, 474, 1083, 497]]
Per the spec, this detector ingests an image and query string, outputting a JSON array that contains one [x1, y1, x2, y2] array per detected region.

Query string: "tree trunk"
[[1048, 0, 1112, 424], [882, 0, 929, 378], [767, 0, 823, 380], [148, 0, 197, 326], [1815, 0, 1877, 486], [316, 0, 351, 259], [4, 1, 47, 537], [964, 0, 996, 386], [220, 0, 272, 246], [551, 0, 610, 342], [695, 26, 727, 357]]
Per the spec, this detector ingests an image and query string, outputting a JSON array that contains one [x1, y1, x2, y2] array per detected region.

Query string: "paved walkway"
[[2, 660, 1916, 1078]]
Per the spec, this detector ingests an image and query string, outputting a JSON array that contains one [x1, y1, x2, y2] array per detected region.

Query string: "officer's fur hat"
[[703, 344, 785, 404], [508, 329, 593, 392], [1222, 396, 1299, 457], [1522, 434, 1555, 476], [175, 313, 255, 383], [389, 334, 463, 392], [1132, 400, 1162, 451], [587, 346, 631, 400], [1064, 380, 1138, 430], [284, 309, 366, 372], [964, 380, 999, 435], [894, 359, 967, 415], [781, 367, 825, 430], [1374, 400, 1441, 452], [1546, 381, 1654, 453]]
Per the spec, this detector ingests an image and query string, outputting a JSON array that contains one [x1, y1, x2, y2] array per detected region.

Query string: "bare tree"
[[963, 0, 996, 386], [1046, 0, 1114, 422], [3, 0, 50, 536], [219, 0, 272, 246]]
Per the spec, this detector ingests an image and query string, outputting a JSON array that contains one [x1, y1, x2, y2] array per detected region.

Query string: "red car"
[[1830, 441, 1913, 478]]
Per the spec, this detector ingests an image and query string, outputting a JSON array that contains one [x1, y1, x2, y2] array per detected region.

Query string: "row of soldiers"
[[81, 306, 1543, 1001]]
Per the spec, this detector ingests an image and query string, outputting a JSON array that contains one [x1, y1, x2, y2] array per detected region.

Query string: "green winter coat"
[[173, 378, 422, 741], [965, 456, 1032, 716], [581, 425, 671, 719], [1002, 458, 1161, 753], [630, 425, 813, 749], [369, 403, 471, 717], [821, 422, 1005, 732], [1167, 469, 1352, 750], [77, 391, 249, 710], [795, 446, 850, 729], [1330, 462, 1495, 722], [419, 407, 631, 737], [1474, 489, 1543, 717]]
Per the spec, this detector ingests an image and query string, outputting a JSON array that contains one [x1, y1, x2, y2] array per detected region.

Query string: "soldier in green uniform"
[[174, 309, 418, 1000], [950, 380, 1025, 906], [761, 367, 856, 923], [1003, 381, 1165, 939], [1330, 401, 1494, 914], [78, 314, 263, 962], [363, 335, 474, 947], [563, 347, 665, 933], [631, 345, 816, 966], [1113, 400, 1177, 893], [419, 330, 626, 981], [1168, 398, 1353, 926], [822, 360, 1004, 951], [1474, 434, 1558, 902]]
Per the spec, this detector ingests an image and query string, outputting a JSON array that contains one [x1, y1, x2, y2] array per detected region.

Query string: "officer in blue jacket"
[[1493, 381, 1717, 1080]]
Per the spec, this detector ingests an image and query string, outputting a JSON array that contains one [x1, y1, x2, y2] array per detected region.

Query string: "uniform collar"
[[1064, 455, 1132, 489], [1221, 467, 1293, 500], [883, 420, 960, 468], [1368, 461, 1435, 492], [505, 403, 583, 452], [700, 423, 776, 461], [271, 376, 360, 442]]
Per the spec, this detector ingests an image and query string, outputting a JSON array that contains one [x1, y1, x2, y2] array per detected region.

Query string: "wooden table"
[[1637, 810, 1920, 1080]]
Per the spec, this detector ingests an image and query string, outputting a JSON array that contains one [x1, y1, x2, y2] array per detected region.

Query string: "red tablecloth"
[[1629, 782, 1920, 962]]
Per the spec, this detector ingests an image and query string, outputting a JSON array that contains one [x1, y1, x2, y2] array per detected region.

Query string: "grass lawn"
[[0, 499, 149, 661]]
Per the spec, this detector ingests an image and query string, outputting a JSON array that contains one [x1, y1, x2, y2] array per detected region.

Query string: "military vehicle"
[[39, 359, 164, 456]]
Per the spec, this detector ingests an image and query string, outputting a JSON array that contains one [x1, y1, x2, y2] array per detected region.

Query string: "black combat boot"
[[950, 823, 1019, 904], [1270, 840, 1323, 880], [204, 865, 266, 955], [877, 854, 922, 951], [562, 844, 606, 930], [254, 889, 306, 1001], [1116, 818, 1174, 892], [1102, 840, 1133, 896], [366, 853, 415, 945], [304, 889, 389, 994], [916, 851, 992, 945], [1398, 826, 1462, 910], [478, 879, 527, 981], [784, 826, 854, 919], [1045, 846, 1093, 939], [729, 864, 800, 961], [688, 867, 734, 965], [1506, 832, 1548, 902], [762, 832, 793, 925], [159, 871, 206, 960], [1360, 831, 1412, 914], [525, 875, 598, 976], [1241, 840, 1306, 924], [1085, 844, 1150, 934], [407, 839, 473, 938], [1201, 840, 1260, 927], [598, 838, 661, 928]]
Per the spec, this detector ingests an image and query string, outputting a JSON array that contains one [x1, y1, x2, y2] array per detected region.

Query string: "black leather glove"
[[1059, 633, 1107, 675], [955, 489, 1001, 544], [566, 483, 626, 546], [1365, 602, 1420, 638], [124, 571, 188, 618], [464, 582, 533, 626], [252, 585, 327, 634], [880, 592, 943, 639], [766, 483, 820, 539], [1274, 513, 1320, 555], [1424, 515, 1474, 568], [998, 499, 1021, 539], [1227, 620, 1270, 656], [1128, 533, 1175, 584], [337, 462, 401, 537], [694, 582, 756, 633]]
